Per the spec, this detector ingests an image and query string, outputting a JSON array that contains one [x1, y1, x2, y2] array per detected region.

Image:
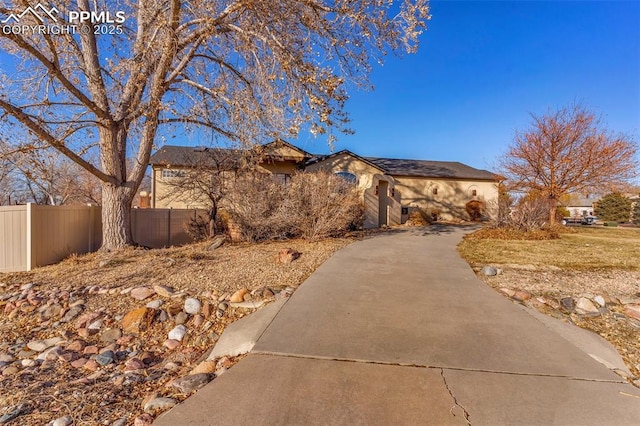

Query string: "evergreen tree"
[[633, 199, 640, 225], [595, 193, 632, 222]]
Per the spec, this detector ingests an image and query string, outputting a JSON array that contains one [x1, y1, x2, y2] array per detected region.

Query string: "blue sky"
[[294, 0, 640, 172]]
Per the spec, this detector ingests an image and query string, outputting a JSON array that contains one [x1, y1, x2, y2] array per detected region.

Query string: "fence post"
[[167, 208, 172, 247], [88, 204, 94, 252], [26, 203, 33, 271]]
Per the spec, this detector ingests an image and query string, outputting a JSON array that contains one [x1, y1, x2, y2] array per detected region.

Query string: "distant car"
[[561, 216, 597, 226]]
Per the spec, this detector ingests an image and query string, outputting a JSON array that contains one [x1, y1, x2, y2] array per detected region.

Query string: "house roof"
[[149, 140, 311, 168], [150, 143, 498, 181], [306, 150, 497, 181], [149, 145, 243, 168], [365, 157, 497, 180]]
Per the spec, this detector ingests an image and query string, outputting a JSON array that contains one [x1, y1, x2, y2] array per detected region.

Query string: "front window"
[[335, 171, 357, 185], [161, 169, 186, 179]]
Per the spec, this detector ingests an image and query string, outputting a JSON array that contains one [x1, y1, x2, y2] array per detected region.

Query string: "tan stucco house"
[[149, 141, 498, 228]]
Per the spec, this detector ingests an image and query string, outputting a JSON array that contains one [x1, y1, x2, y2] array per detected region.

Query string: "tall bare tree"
[[0, 0, 430, 249], [500, 104, 638, 225]]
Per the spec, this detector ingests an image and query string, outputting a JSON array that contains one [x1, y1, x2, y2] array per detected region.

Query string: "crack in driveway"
[[440, 368, 471, 425]]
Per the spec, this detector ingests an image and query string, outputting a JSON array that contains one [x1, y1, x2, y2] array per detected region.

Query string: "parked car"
[[561, 216, 598, 226]]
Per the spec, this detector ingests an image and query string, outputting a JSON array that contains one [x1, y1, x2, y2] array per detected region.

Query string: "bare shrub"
[[280, 171, 364, 240], [223, 171, 363, 241], [406, 208, 432, 226], [223, 174, 288, 242], [509, 197, 551, 231], [184, 213, 213, 242]]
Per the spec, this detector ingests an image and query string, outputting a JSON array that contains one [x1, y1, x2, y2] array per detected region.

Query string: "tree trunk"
[[101, 182, 134, 249], [548, 198, 557, 226]]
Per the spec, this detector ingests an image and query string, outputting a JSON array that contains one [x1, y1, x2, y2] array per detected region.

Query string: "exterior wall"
[[393, 177, 498, 221], [257, 160, 301, 175], [307, 155, 403, 228], [305, 152, 381, 193], [152, 160, 302, 209], [565, 205, 595, 217], [362, 174, 402, 228], [152, 166, 215, 209]]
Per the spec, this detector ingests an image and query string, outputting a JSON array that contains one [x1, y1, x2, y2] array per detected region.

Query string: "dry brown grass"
[[459, 226, 640, 271]]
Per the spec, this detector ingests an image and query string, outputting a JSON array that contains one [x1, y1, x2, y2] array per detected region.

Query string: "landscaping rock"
[[174, 311, 188, 325], [171, 373, 212, 393], [100, 328, 122, 343], [230, 289, 249, 303], [482, 266, 498, 276], [277, 248, 301, 264], [143, 397, 177, 413], [575, 297, 600, 316], [560, 297, 575, 313], [153, 285, 175, 298], [184, 298, 202, 314], [624, 305, 640, 321], [48, 415, 72, 426], [593, 295, 606, 307], [207, 235, 226, 251], [131, 287, 154, 301], [190, 360, 217, 375], [60, 306, 83, 323], [95, 350, 115, 366], [122, 307, 155, 334], [168, 325, 187, 341]]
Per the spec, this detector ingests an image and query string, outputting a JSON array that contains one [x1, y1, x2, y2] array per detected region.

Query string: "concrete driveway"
[[155, 225, 640, 425]]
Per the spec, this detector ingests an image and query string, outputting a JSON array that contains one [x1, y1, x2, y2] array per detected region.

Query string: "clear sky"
[[294, 0, 640, 173]]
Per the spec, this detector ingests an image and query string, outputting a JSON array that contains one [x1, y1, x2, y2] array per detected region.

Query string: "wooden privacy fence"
[[0, 204, 205, 273]]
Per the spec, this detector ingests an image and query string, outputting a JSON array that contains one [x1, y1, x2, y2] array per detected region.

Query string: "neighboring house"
[[564, 194, 600, 217], [149, 141, 499, 228]]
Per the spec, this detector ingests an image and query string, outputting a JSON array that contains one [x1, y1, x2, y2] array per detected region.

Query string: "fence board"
[[0, 206, 27, 273]]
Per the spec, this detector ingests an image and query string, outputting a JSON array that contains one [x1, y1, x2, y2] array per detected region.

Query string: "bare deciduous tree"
[[500, 104, 638, 225], [0, 0, 430, 249], [159, 147, 248, 236], [1, 141, 101, 205]]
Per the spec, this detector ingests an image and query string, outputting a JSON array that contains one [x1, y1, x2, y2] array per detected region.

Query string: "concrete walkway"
[[155, 226, 640, 425]]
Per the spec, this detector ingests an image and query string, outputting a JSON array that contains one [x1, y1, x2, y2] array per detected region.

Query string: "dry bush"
[[222, 171, 363, 241], [280, 171, 364, 239], [465, 200, 484, 221], [406, 208, 432, 226], [184, 213, 212, 241]]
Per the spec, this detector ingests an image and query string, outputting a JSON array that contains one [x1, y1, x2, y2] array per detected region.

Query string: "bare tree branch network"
[[500, 104, 638, 225], [0, 0, 431, 249]]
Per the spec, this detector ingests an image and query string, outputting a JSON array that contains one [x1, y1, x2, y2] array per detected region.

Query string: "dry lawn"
[[459, 226, 640, 271]]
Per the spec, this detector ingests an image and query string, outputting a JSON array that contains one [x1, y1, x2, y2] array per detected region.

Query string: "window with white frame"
[[161, 169, 186, 179]]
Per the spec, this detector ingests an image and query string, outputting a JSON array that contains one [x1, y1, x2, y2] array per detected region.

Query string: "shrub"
[[184, 212, 212, 241], [222, 171, 363, 241], [406, 208, 432, 226], [465, 200, 484, 221]]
